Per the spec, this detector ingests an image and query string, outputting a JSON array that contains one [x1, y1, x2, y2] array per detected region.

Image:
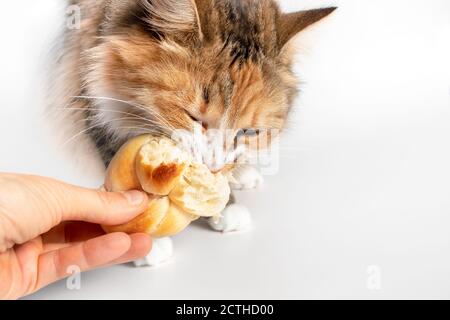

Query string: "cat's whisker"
[[65, 108, 163, 127], [53, 105, 171, 133], [67, 95, 153, 119], [73, 96, 172, 126], [72, 95, 176, 130], [80, 117, 157, 127], [60, 117, 160, 148], [107, 126, 159, 135]]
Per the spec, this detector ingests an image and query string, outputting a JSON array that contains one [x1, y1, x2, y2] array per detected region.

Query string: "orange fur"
[[57, 0, 336, 165]]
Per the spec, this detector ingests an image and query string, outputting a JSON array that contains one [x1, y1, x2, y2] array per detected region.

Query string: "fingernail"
[[123, 190, 146, 206]]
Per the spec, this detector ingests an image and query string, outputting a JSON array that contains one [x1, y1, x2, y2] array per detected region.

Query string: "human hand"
[[0, 173, 152, 300]]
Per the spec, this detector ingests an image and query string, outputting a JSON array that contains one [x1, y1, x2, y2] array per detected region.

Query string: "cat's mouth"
[[169, 126, 247, 174]]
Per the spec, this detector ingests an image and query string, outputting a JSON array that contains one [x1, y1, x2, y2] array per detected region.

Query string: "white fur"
[[173, 125, 247, 172], [133, 237, 173, 267], [229, 165, 264, 190], [208, 204, 252, 233]]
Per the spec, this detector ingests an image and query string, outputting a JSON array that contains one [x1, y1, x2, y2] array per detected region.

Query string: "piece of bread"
[[169, 163, 231, 217], [102, 135, 230, 238], [135, 138, 189, 196]]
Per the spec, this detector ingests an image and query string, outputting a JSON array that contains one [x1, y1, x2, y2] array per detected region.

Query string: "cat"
[[53, 0, 336, 266]]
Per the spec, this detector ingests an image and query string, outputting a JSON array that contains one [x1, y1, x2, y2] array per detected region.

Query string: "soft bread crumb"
[[169, 163, 231, 217]]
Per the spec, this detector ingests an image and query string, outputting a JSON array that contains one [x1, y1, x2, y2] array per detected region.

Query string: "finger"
[[42, 222, 106, 252], [43, 223, 151, 258], [58, 183, 149, 225], [43, 222, 105, 244], [110, 233, 152, 265], [43, 228, 151, 260], [36, 233, 131, 290]]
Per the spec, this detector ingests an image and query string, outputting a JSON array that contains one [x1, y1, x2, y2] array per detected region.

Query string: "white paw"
[[208, 204, 252, 233], [133, 237, 173, 267], [228, 165, 264, 190]]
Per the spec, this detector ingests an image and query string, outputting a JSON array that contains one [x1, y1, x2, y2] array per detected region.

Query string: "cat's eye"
[[186, 111, 208, 129], [187, 112, 200, 123]]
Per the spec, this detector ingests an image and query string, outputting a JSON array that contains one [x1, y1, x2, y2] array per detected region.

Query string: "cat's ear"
[[142, 0, 204, 39], [278, 7, 337, 49]]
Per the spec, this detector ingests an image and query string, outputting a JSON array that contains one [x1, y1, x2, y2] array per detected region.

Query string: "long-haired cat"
[[53, 0, 336, 266]]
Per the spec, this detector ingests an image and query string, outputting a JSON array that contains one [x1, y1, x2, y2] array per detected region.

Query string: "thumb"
[[56, 182, 149, 226]]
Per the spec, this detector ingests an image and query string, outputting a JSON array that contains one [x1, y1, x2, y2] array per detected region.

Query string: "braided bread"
[[102, 135, 230, 237]]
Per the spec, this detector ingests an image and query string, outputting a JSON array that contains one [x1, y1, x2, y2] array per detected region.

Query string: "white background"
[[1, 0, 450, 299]]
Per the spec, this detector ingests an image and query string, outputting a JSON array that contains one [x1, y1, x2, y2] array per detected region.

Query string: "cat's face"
[[85, 0, 335, 170]]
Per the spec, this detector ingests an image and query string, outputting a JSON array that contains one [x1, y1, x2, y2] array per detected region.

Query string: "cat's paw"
[[133, 237, 173, 267], [228, 165, 264, 190], [208, 204, 252, 233]]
